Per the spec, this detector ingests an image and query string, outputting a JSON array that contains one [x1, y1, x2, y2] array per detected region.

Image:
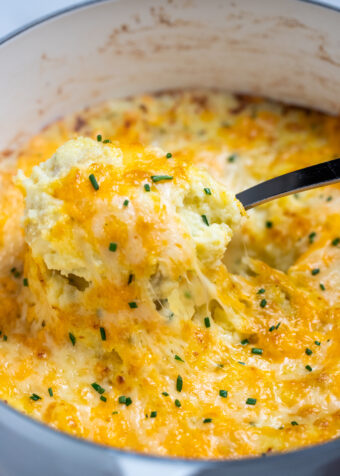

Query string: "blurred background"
[[1, 0, 340, 39]]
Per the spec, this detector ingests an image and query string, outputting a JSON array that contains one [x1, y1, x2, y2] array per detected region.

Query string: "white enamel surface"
[[0, 0, 340, 151]]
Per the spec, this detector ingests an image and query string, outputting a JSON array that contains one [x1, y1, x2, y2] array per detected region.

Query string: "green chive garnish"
[[91, 383, 105, 394], [246, 398, 257, 405], [305, 348, 313, 356], [269, 326, 275, 332], [144, 184, 151, 192], [204, 317, 211, 328], [266, 221, 273, 229], [126, 397, 133, 406], [3, 335, 7, 342], [103, 139, 111, 144], [238, 361, 245, 365], [123, 199, 129, 207], [118, 396, 126, 404], [166, 153, 172, 159], [251, 348, 263, 355], [23, 278, 29, 287], [100, 395, 107, 402], [201, 214, 209, 226], [204, 188, 212, 195], [175, 399, 181, 407], [219, 390, 228, 398], [332, 237, 340, 246], [241, 339, 249, 345], [228, 154, 237, 163], [203, 418, 212, 423], [48, 387, 53, 397], [128, 301, 138, 309], [112, 411, 118, 415], [314, 341, 321, 346], [309, 232, 316, 243], [311, 268, 320, 275], [89, 174, 99, 191], [151, 175, 173, 183], [69, 332, 76, 346], [174, 355, 184, 362], [291, 421, 299, 426], [100, 327, 106, 341], [276, 322, 281, 329], [128, 274, 134, 285], [150, 411, 157, 418], [319, 283, 325, 291], [109, 242, 117, 252], [97, 134, 102, 142], [162, 392, 169, 397], [257, 288, 265, 294], [260, 299, 267, 308], [176, 375, 183, 392], [305, 365, 312, 372], [30, 393, 41, 401]]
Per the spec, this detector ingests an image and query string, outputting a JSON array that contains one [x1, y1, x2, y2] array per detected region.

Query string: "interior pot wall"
[[0, 0, 340, 151]]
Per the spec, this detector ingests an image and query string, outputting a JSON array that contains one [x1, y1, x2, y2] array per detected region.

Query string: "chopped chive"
[[89, 174, 99, 191], [332, 237, 340, 246], [96, 134, 102, 142], [228, 154, 237, 163], [204, 187, 212, 195], [174, 399, 181, 407], [238, 361, 245, 365], [305, 365, 313, 372], [174, 354, 184, 362], [326, 196, 333, 202], [125, 397, 132, 406], [128, 302, 138, 309], [291, 421, 299, 426], [276, 322, 281, 330], [309, 232, 316, 243], [128, 274, 134, 285], [91, 383, 105, 395], [241, 338, 249, 345], [201, 214, 209, 226], [265, 221, 273, 229], [48, 387, 53, 397], [112, 411, 118, 415], [3, 335, 7, 342], [219, 390, 228, 398], [144, 183, 151, 192], [251, 348, 263, 355], [151, 175, 173, 183], [100, 327, 106, 341], [203, 418, 212, 423], [118, 396, 126, 404], [100, 395, 107, 402], [69, 332, 76, 346], [305, 348, 313, 356], [260, 299, 267, 308], [123, 199, 129, 207], [103, 139, 111, 144], [176, 375, 183, 392], [162, 392, 169, 397], [150, 411, 157, 418], [166, 152, 172, 158], [269, 325, 275, 332], [204, 317, 211, 328], [23, 278, 29, 287], [30, 393, 41, 401], [246, 398, 257, 405], [109, 242, 117, 252], [319, 283, 326, 291], [257, 288, 265, 294], [314, 341, 321, 346], [311, 268, 320, 275]]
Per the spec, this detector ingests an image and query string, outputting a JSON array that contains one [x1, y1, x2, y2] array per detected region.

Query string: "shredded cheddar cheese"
[[0, 90, 338, 459]]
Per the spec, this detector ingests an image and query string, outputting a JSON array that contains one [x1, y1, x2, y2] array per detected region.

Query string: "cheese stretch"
[[0, 90, 339, 459]]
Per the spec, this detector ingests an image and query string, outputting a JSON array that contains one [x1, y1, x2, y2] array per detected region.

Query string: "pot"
[[0, 1, 339, 474]]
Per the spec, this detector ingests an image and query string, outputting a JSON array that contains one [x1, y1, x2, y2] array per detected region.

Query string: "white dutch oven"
[[0, 1, 340, 475]]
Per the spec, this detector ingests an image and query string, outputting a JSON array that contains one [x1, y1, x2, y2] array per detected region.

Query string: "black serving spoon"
[[236, 158, 340, 210]]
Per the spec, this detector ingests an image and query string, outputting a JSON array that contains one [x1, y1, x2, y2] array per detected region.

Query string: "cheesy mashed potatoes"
[[0, 90, 339, 459]]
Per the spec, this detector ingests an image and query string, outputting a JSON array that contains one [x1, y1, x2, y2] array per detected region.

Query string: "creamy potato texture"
[[0, 91, 340, 459]]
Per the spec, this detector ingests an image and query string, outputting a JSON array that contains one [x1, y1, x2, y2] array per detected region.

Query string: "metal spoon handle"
[[236, 158, 340, 210]]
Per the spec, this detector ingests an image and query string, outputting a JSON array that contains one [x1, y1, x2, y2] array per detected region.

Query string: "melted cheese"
[[0, 90, 339, 459]]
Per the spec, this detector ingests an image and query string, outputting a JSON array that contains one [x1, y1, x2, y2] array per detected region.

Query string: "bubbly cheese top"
[[0, 90, 339, 459]]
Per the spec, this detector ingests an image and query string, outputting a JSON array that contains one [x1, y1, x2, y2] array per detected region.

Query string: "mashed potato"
[[0, 90, 339, 459]]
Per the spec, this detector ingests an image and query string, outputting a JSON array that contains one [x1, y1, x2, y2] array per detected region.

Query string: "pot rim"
[[0, 0, 340, 467]]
